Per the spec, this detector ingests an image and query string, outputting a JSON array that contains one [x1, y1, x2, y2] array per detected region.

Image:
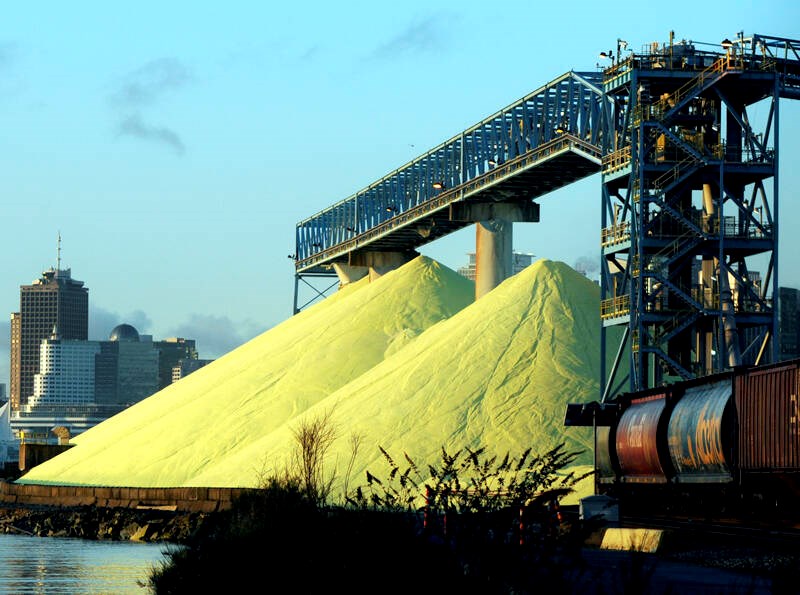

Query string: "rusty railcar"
[[616, 394, 671, 483], [667, 379, 735, 484]]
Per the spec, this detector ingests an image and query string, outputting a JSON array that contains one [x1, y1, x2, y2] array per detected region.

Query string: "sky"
[[1, 1, 799, 388]]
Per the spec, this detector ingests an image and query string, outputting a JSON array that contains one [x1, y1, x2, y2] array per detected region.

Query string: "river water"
[[0, 533, 175, 594]]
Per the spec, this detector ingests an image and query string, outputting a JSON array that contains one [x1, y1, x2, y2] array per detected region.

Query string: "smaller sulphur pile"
[[19, 256, 473, 487]]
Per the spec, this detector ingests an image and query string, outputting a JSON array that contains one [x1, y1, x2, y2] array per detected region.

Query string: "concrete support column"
[[332, 264, 368, 286], [363, 251, 416, 282], [475, 218, 513, 299], [720, 285, 742, 367], [450, 201, 539, 300], [336, 250, 418, 286], [700, 184, 717, 373]]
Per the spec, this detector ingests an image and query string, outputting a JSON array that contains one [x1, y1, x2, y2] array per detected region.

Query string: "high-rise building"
[[26, 331, 101, 412], [9, 314, 19, 407], [154, 337, 198, 390], [95, 324, 159, 406], [172, 358, 214, 383], [10, 268, 88, 412]]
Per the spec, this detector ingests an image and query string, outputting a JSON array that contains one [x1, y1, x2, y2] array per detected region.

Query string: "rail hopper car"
[[565, 359, 800, 518]]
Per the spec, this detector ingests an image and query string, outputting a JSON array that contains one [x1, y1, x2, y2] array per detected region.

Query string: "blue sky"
[[1, 1, 799, 388]]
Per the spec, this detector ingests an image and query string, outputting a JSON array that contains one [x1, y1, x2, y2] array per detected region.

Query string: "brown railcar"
[[735, 360, 800, 472]]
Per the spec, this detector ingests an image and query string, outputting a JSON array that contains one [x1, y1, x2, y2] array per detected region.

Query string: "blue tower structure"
[[600, 33, 800, 395]]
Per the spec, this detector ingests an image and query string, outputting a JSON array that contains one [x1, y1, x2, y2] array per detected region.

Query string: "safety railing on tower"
[[601, 294, 631, 320], [600, 222, 631, 248]]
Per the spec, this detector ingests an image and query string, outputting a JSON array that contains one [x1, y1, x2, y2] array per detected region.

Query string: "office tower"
[[26, 331, 101, 412], [154, 337, 198, 390], [171, 358, 214, 383], [95, 324, 159, 406], [10, 268, 88, 412], [9, 314, 20, 410]]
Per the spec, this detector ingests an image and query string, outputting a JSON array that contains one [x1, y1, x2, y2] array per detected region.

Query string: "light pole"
[[599, 49, 614, 66], [599, 39, 629, 67], [617, 39, 628, 62]]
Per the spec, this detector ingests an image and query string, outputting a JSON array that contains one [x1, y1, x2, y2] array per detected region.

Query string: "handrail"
[[652, 155, 702, 192], [601, 222, 631, 247], [602, 146, 632, 173], [601, 294, 631, 320], [651, 55, 736, 119]]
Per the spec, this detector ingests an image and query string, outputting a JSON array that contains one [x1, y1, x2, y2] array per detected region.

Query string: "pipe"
[[703, 183, 742, 368]]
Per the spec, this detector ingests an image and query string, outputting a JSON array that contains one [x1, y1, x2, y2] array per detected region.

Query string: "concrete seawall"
[[0, 481, 249, 512]]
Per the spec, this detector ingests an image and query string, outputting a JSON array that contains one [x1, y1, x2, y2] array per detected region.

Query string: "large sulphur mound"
[[19, 257, 609, 497]]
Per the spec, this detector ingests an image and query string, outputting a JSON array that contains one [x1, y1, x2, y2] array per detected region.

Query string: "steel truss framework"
[[294, 71, 610, 278], [600, 33, 800, 394], [292, 268, 339, 315]]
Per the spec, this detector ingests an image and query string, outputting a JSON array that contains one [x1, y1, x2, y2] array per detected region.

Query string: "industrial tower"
[[599, 33, 800, 394]]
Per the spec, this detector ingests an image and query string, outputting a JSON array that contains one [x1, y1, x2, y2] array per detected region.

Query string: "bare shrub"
[[342, 432, 363, 501], [291, 409, 338, 506]]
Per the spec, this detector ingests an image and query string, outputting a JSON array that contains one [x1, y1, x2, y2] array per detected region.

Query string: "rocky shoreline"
[[0, 504, 211, 543]]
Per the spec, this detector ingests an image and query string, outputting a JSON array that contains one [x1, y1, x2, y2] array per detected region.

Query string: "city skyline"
[[2, 2, 799, 389], [11, 320, 210, 441]]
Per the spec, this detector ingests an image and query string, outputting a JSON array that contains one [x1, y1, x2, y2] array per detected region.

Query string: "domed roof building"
[[109, 324, 140, 342]]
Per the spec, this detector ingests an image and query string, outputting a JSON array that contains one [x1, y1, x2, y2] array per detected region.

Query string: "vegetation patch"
[[148, 414, 594, 593]]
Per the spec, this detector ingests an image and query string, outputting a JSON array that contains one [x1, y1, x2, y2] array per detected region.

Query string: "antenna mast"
[[57, 231, 62, 272]]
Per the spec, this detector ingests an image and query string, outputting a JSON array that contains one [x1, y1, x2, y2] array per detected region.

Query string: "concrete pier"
[[475, 218, 513, 299], [451, 201, 539, 299], [334, 251, 417, 286]]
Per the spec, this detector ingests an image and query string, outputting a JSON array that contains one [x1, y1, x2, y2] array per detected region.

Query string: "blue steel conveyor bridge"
[[293, 70, 609, 309], [293, 32, 800, 395]]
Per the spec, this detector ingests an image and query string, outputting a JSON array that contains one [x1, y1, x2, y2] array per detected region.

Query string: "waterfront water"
[[0, 533, 174, 594]]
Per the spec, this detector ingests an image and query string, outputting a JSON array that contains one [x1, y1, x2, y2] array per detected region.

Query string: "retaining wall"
[[0, 480, 250, 512]]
